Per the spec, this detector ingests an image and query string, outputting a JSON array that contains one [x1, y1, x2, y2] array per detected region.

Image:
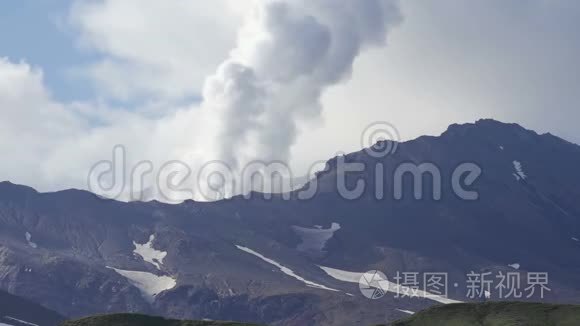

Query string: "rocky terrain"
[[0, 289, 64, 326], [1, 120, 580, 325]]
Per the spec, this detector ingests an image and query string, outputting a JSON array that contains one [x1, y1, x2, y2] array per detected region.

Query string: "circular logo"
[[361, 122, 400, 158], [359, 270, 390, 300]]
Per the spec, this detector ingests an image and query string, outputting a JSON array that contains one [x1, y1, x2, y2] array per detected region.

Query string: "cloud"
[[0, 58, 87, 186], [292, 0, 580, 168], [204, 0, 402, 170], [0, 58, 192, 193], [69, 0, 249, 101], [4, 0, 399, 201], [2, 0, 580, 202]]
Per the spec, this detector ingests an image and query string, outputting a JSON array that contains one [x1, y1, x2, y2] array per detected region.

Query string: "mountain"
[[388, 302, 580, 326], [62, 314, 259, 326], [0, 289, 64, 326], [1, 119, 580, 325]]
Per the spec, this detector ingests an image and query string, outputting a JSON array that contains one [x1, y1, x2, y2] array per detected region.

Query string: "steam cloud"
[[203, 0, 401, 170], [82, 0, 403, 202]]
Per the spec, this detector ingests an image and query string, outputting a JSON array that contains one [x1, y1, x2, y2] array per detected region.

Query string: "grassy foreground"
[[61, 314, 260, 326], [60, 302, 580, 326], [389, 302, 580, 326]]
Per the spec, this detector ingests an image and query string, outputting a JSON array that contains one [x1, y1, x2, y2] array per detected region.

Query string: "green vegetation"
[[389, 302, 580, 326], [60, 302, 580, 326], [61, 314, 261, 326]]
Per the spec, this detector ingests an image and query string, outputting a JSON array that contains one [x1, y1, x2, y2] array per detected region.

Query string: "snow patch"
[[24, 232, 37, 249], [133, 234, 167, 270], [508, 263, 520, 270], [318, 266, 362, 283], [319, 266, 462, 304], [513, 161, 527, 180], [3, 316, 38, 326], [108, 267, 176, 303], [396, 309, 415, 315], [236, 245, 339, 292], [292, 223, 341, 253]]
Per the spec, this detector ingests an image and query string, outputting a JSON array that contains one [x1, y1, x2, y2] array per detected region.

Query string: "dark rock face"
[[0, 289, 65, 326], [1, 120, 580, 325], [156, 288, 319, 324]]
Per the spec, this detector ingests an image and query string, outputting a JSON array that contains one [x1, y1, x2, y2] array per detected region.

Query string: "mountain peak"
[[0, 181, 38, 196], [440, 119, 539, 143], [444, 118, 525, 133]]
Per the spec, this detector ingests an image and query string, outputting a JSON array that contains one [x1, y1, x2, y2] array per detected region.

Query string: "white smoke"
[[1, 0, 402, 202], [131, 0, 403, 201], [203, 0, 402, 170]]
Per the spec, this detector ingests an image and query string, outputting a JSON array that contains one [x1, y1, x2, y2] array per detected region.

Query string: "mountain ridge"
[[0, 288, 65, 326], [3, 119, 571, 202], [1, 119, 580, 326]]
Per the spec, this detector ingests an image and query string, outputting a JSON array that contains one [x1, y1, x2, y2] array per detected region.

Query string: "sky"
[[1, 0, 579, 200]]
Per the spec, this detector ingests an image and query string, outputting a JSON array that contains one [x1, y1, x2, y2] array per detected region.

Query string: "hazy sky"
[[1, 0, 579, 197]]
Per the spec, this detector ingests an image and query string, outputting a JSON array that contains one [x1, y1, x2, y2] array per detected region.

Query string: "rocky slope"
[[0, 289, 64, 326], [1, 120, 580, 325]]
